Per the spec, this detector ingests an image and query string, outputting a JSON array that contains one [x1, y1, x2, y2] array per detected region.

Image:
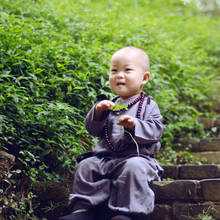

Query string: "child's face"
[[109, 49, 149, 101]]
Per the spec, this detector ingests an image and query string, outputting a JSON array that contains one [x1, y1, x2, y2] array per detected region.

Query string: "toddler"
[[59, 46, 165, 220]]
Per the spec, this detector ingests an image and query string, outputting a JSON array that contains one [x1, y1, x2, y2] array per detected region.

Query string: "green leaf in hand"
[[110, 103, 128, 111]]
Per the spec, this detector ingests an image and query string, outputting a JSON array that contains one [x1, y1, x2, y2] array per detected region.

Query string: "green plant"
[[110, 103, 128, 111], [0, 169, 36, 220]]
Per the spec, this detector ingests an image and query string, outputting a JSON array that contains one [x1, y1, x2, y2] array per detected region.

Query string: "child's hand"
[[95, 100, 115, 113], [117, 115, 135, 130], [94, 100, 115, 120]]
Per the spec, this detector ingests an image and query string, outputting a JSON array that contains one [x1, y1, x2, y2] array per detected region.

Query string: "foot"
[[59, 210, 94, 220], [111, 215, 132, 220]]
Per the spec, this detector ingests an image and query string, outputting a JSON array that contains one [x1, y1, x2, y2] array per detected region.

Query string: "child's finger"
[[107, 101, 115, 108], [128, 118, 133, 123], [97, 100, 115, 111], [117, 115, 132, 124]]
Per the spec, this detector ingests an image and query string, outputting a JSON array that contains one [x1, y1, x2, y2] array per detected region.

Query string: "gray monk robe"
[[69, 94, 166, 216]]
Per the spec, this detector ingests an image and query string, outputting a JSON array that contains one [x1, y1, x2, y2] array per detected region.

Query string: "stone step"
[[146, 179, 220, 220], [151, 179, 220, 202], [162, 164, 220, 180], [198, 116, 220, 129], [192, 151, 220, 164], [178, 138, 220, 152], [146, 201, 220, 220], [104, 201, 220, 220], [33, 179, 220, 220]]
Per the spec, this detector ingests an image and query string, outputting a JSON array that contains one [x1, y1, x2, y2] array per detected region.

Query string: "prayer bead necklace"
[[104, 92, 150, 152]]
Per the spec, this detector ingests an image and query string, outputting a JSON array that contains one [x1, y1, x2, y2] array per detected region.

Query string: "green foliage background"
[[0, 0, 219, 218]]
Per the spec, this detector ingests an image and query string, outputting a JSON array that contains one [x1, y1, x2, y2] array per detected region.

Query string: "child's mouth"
[[117, 82, 125, 86]]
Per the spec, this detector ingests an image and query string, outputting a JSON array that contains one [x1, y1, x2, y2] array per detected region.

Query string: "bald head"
[[111, 46, 150, 72]]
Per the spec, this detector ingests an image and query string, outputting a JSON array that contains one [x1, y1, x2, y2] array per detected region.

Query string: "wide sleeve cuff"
[[85, 104, 108, 137]]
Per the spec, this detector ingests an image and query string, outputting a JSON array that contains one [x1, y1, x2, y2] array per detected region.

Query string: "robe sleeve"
[[132, 101, 165, 144], [85, 104, 108, 137]]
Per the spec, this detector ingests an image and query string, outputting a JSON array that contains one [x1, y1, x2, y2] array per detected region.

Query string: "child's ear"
[[142, 72, 150, 85]]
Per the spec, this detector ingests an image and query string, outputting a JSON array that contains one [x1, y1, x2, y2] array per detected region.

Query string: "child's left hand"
[[117, 115, 135, 130]]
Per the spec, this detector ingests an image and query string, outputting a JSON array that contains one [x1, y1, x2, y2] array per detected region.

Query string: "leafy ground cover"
[[0, 0, 219, 218]]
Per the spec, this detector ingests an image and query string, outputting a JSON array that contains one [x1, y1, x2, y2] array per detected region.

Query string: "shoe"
[[59, 210, 94, 220], [111, 215, 132, 220]]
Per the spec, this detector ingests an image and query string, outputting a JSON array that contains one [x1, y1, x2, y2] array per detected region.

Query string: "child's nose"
[[116, 71, 124, 78]]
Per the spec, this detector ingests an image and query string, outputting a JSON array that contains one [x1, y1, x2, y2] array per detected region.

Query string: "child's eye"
[[125, 68, 132, 72], [111, 69, 117, 73]]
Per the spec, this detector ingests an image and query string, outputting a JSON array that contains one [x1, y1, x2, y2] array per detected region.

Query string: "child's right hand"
[[94, 100, 115, 121], [95, 100, 115, 113]]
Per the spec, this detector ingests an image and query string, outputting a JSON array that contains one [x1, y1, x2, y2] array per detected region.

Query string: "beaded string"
[[104, 92, 149, 152]]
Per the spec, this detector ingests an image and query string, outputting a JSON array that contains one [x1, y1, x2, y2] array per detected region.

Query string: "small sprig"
[[124, 130, 140, 156], [109, 103, 128, 111]]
